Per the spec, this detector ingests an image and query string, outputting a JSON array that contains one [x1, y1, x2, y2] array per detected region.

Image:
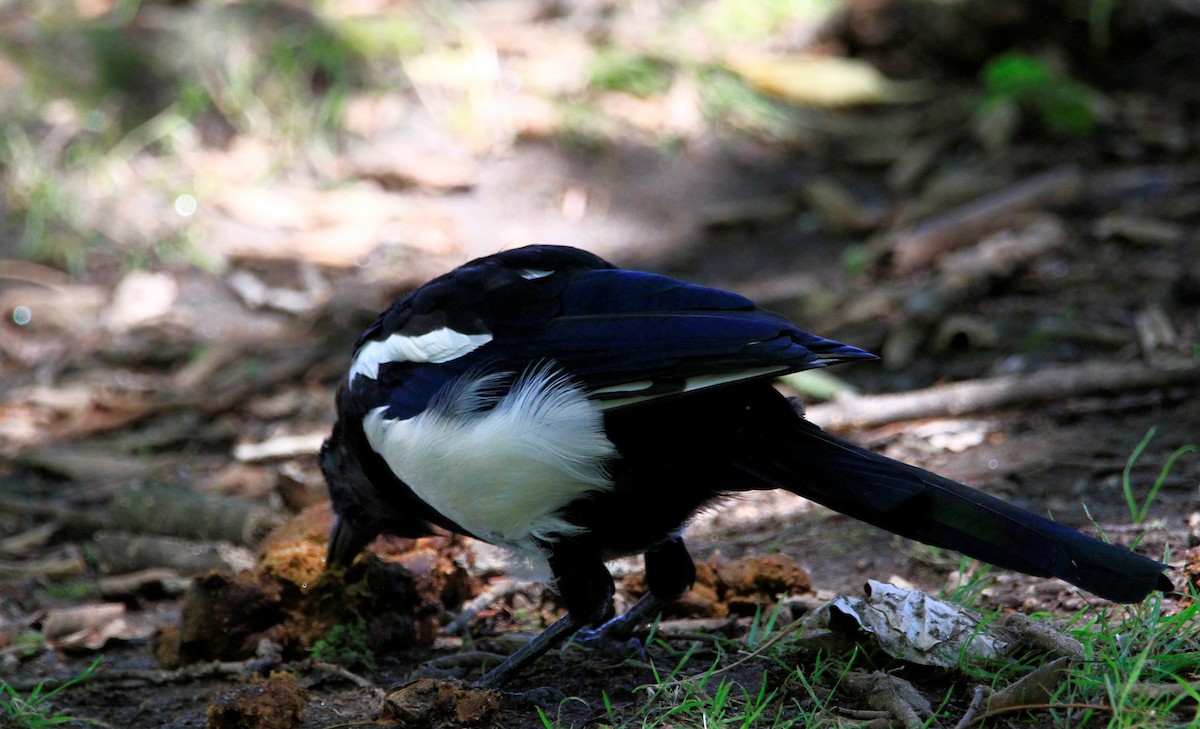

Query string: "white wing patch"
[[594, 365, 791, 410], [350, 328, 493, 381], [362, 367, 615, 555]]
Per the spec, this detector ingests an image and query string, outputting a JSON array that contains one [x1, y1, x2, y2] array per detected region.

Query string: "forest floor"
[[1, 0, 1199, 727]]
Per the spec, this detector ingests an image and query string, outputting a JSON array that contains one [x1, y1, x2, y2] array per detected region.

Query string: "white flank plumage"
[[362, 366, 616, 557], [351, 328, 493, 382]]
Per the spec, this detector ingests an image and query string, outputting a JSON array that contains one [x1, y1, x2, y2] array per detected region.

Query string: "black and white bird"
[[321, 245, 1171, 686]]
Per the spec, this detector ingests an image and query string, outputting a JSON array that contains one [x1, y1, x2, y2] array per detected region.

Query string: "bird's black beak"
[[327, 515, 372, 569]]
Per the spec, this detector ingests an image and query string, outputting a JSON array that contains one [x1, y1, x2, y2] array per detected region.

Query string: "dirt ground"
[[2, 0, 1199, 727]]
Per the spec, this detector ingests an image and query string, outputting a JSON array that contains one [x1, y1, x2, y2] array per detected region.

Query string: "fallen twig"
[[0, 521, 60, 556], [442, 580, 528, 635], [92, 531, 256, 575], [1005, 613, 1085, 661], [883, 215, 1068, 368], [308, 659, 385, 696], [0, 552, 87, 579], [885, 165, 1083, 273], [683, 617, 805, 683], [986, 656, 1072, 713], [0, 496, 101, 531], [1, 659, 257, 693], [807, 362, 1200, 432], [98, 568, 191, 600], [1123, 679, 1200, 702], [12, 445, 179, 484], [843, 670, 934, 729], [952, 685, 989, 729], [108, 483, 281, 546], [961, 701, 1113, 727]]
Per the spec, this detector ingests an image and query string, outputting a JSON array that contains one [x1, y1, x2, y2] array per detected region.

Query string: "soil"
[[2, 0, 1199, 727]]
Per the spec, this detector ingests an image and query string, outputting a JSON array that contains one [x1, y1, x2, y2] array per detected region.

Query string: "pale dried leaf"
[[725, 53, 930, 108], [803, 580, 1008, 667], [43, 602, 147, 650], [104, 271, 179, 333], [234, 432, 327, 462]]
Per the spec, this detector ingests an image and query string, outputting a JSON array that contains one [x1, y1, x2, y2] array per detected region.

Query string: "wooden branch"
[[441, 580, 528, 635], [1005, 613, 1085, 661], [985, 657, 1072, 713], [883, 215, 1068, 368], [92, 531, 256, 575], [108, 484, 282, 546], [885, 165, 1083, 273], [843, 671, 933, 729], [807, 362, 1200, 432], [0, 553, 87, 579]]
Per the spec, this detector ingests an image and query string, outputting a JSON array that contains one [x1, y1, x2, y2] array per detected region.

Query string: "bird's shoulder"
[[356, 245, 612, 346], [340, 246, 614, 418]]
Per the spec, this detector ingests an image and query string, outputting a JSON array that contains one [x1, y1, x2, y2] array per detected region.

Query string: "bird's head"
[[320, 421, 381, 569], [320, 415, 433, 569]]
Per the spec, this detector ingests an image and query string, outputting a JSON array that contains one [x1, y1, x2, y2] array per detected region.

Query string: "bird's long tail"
[[741, 418, 1172, 603]]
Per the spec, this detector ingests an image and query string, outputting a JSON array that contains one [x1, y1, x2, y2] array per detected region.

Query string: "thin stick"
[[952, 686, 988, 729], [442, 581, 528, 635], [807, 362, 1200, 432]]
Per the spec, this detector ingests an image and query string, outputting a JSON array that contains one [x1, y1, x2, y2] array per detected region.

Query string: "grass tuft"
[[1122, 426, 1197, 526], [0, 658, 105, 729]]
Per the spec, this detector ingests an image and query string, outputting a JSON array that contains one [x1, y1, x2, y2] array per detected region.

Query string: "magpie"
[[321, 244, 1172, 686]]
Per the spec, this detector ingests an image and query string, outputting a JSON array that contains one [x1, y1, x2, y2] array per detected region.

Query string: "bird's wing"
[[350, 250, 876, 419], [503, 268, 875, 405]]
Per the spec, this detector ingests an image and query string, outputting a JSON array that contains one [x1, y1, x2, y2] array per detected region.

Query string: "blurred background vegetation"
[[4, 0, 1189, 280]]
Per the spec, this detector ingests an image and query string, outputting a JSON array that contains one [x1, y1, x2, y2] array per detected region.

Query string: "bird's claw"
[[567, 626, 647, 662], [498, 685, 567, 706]]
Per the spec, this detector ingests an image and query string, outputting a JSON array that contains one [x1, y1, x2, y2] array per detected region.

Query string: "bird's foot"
[[563, 594, 667, 662], [496, 685, 566, 706], [567, 625, 646, 662]]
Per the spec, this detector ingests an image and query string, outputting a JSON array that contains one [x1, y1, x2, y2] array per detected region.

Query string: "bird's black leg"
[[474, 612, 582, 689], [474, 541, 613, 688], [576, 536, 695, 647]]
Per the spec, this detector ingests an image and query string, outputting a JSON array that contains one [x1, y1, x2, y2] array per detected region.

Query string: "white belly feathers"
[[362, 366, 616, 556]]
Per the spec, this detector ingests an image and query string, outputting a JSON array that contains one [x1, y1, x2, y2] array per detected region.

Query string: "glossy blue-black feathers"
[[350, 246, 875, 421]]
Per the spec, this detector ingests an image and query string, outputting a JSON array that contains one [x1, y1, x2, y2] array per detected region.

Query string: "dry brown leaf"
[[43, 602, 147, 650], [725, 53, 930, 108]]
